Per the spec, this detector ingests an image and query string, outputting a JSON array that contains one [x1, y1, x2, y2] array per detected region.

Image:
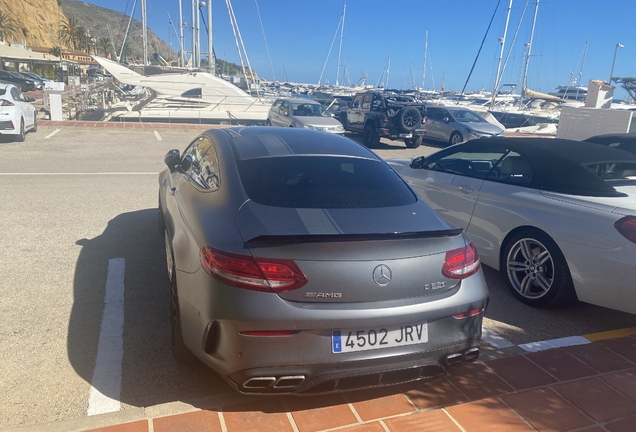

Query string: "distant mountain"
[[60, 0, 176, 64]]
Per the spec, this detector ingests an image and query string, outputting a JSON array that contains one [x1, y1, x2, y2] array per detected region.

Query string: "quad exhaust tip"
[[243, 375, 306, 390], [446, 347, 480, 366]]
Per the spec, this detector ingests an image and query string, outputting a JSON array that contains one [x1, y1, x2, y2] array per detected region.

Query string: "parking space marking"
[[518, 336, 590, 353], [87, 258, 125, 416], [44, 129, 61, 139], [154, 131, 162, 141], [481, 327, 515, 349], [584, 327, 636, 342]]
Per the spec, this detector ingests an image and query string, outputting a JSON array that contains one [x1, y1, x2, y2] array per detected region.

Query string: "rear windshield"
[[237, 156, 416, 208]]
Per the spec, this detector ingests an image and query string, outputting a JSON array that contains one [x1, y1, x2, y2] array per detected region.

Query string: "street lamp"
[[609, 43, 624, 84]]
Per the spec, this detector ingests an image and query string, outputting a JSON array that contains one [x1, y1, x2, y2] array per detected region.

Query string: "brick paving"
[[76, 336, 635, 432]]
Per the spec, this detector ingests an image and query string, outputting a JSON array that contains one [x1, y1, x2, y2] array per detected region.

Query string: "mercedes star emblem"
[[373, 264, 392, 286]]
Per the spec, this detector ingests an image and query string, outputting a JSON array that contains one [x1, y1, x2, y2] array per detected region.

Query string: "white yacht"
[[92, 56, 270, 124]]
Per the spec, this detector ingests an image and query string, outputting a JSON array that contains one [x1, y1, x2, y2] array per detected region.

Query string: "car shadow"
[[344, 132, 410, 150], [481, 265, 636, 344], [68, 208, 232, 410]]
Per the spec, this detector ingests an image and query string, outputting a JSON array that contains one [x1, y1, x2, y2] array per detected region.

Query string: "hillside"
[[0, 0, 65, 47], [60, 0, 176, 63]]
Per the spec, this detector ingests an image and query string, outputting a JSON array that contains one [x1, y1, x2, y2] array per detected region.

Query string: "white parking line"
[[519, 336, 590, 353], [44, 129, 61, 139], [87, 258, 126, 416], [154, 131, 162, 141], [481, 327, 515, 349]]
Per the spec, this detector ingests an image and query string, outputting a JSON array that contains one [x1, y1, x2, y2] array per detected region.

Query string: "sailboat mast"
[[178, 0, 185, 67], [521, 0, 539, 94], [335, 4, 346, 86], [491, 0, 513, 106], [191, 0, 196, 67], [422, 30, 428, 89], [207, 1, 214, 73], [141, 0, 148, 65]]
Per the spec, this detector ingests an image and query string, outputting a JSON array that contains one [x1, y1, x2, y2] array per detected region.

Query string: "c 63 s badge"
[[303, 292, 343, 298], [424, 282, 446, 290]]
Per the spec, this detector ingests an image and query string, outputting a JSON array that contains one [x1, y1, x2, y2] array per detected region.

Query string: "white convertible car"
[[388, 138, 636, 314]]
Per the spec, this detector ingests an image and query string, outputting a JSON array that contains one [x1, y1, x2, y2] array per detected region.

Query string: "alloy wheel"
[[506, 237, 555, 300]]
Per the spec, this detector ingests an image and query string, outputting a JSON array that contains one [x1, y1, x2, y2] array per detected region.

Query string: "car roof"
[[217, 127, 380, 161], [455, 137, 636, 196], [584, 133, 636, 144], [275, 98, 320, 104]]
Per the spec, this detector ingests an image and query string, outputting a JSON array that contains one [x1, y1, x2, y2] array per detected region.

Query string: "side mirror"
[[410, 156, 426, 169], [164, 149, 181, 170], [443, 117, 450, 123], [180, 155, 193, 172], [27, 97, 35, 102], [353, 101, 360, 108]]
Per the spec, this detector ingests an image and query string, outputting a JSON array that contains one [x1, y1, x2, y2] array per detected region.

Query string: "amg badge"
[[303, 292, 343, 298]]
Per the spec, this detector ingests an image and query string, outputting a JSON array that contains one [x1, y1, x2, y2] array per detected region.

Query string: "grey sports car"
[[158, 127, 488, 394]]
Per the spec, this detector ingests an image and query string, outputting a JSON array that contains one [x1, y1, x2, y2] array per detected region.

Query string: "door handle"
[[170, 187, 176, 195], [459, 185, 474, 194]]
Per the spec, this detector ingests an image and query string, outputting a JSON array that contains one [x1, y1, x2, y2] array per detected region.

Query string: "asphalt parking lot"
[[1, 124, 635, 430]]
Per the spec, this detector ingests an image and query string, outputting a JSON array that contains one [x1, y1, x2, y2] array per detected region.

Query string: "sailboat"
[[487, 0, 562, 129]]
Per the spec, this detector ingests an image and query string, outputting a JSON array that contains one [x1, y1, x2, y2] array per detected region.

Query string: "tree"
[[49, 47, 61, 57], [612, 77, 636, 102], [98, 37, 112, 57], [59, 17, 83, 50], [0, 11, 19, 43]]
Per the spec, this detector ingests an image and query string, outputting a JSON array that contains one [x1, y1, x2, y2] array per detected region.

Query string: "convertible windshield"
[[291, 103, 328, 117]]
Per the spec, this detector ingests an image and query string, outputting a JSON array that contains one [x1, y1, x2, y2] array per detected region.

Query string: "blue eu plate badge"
[[332, 330, 342, 353]]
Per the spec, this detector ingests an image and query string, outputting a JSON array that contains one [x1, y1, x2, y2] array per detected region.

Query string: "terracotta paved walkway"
[[72, 335, 636, 432]]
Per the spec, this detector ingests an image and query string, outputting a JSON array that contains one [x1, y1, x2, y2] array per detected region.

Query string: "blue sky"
[[83, 0, 635, 99]]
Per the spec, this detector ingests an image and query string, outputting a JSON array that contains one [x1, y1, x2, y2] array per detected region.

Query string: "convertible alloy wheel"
[[503, 230, 576, 307]]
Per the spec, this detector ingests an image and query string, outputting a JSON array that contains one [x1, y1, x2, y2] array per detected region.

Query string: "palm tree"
[[59, 17, 82, 50], [0, 11, 19, 43], [49, 47, 61, 57], [98, 37, 112, 57]]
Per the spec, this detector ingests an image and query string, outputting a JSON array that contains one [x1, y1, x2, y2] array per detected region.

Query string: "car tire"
[[266, 118, 271, 126], [15, 120, 26, 142], [339, 112, 348, 127], [395, 106, 422, 132], [404, 136, 422, 149], [363, 123, 380, 148], [31, 116, 37, 133], [449, 131, 463, 146], [502, 229, 577, 308], [165, 231, 195, 364]]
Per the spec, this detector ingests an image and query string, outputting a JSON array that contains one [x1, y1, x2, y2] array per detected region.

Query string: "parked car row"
[[265, 95, 505, 147], [0, 70, 46, 92]]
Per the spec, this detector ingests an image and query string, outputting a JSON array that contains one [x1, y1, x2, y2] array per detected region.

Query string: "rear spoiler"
[[247, 229, 463, 244]]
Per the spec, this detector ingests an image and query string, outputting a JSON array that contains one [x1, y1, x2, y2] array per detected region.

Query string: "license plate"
[[399, 133, 413, 138], [332, 323, 428, 353]]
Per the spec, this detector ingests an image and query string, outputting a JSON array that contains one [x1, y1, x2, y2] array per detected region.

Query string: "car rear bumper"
[[378, 128, 426, 140], [176, 267, 488, 393]]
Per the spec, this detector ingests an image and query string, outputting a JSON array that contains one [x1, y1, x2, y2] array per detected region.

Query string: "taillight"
[[454, 308, 484, 319], [614, 216, 636, 244], [442, 242, 481, 279], [200, 247, 307, 292], [0, 99, 14, 106]]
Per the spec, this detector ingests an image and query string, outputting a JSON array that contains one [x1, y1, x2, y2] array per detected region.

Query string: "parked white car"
[[267, 98, 344, 134], [0, 83, 37, 142], [388, 137, 636, 314]]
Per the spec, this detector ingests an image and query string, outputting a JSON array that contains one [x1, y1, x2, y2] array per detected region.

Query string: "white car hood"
[[295, 116, 342, 127]]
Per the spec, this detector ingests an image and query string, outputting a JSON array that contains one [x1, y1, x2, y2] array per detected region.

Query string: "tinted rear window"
[[237, 156, 416, 208]]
